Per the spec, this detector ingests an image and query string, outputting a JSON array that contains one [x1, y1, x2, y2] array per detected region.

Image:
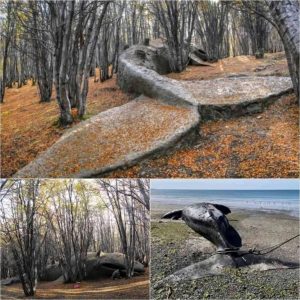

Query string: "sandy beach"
[[151, 202, 299, 299]]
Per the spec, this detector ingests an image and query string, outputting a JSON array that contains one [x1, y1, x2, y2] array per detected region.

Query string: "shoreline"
[[150, 200, 299, 219]]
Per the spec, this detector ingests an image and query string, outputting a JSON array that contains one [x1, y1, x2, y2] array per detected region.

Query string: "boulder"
[[1, 276, 20, 286], [189, 43, 209, 62], [98, 252, 145, 273], [117, 45, 196, 107], [40, 252, 145, 282], [40, 263, 62, 282], [189, 53, 214, 67]]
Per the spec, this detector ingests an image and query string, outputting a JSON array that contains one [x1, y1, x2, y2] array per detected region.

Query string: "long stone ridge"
[[15, 44, 293, 177], [180, 76, 293, 119], [15, 97, 200, 178], [118, 44, 293, 120]]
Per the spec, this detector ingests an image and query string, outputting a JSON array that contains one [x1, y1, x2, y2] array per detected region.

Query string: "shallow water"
[[151, 189, 299, 217]]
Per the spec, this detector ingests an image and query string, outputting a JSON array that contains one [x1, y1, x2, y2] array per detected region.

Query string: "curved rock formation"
[[117, 43, 293, 120], [181, 76, 293, 120], [117, 45, 197, 107], [40, 252, 145, 282], [14, 41, 293, 178], [14, 97, 199, 178]]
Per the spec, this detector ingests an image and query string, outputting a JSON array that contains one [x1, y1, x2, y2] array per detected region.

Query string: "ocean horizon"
[[151, 189, 299, 217]]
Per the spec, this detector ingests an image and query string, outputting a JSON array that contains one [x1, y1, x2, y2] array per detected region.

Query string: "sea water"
[[151, 189, 299, 217]]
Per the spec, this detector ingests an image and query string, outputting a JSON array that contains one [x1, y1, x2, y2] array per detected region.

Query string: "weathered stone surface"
[[14, 97, 199, 178], [118, 45, 197, 107], [189, 53, 214, 66], [39, 252, 145, 282], [0, 276, 20, 286], [40, 264, 62, 282], [120, 43, 171, 76], [189, 43, 209, 62], [98, 252, 145, 273], [14, 42, 293, 178], [180, 76, 293, 120], [84, 252, 145, 280], [181, 76, 292, 105]]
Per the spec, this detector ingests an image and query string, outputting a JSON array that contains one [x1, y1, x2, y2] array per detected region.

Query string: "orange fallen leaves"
[[1, 76, 133, 177], [109, 94, 299, 178], [167, 52, 289, 81], [1, 270, 149, 299]]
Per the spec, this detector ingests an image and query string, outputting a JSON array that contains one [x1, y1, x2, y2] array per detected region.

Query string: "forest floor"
[[1, 52, 298, 178], [151, 204, 299, 300], [1, 75, 134, 177], [108, 53, 298, 178], [1, 270, 149, 299], [110, 93, 298, 178]]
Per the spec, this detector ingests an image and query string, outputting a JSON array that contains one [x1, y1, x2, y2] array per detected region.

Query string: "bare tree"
[[98, 179, 149, 277], [150, 0, 197, 72], [195, 0, 230, 60], [0, 0, 13, 103], [0, 179, 42, 296], [27, 1, 53, 102], [46, 180, 93, 282]]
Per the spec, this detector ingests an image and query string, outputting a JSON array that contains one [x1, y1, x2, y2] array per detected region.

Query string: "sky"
[[151, 179, 299, 190]]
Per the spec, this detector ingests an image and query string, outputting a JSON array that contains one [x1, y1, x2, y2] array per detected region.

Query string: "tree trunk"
[[77, 2, 109, 117], [268, 0, 299, 98], [0, 2, 12, 103]]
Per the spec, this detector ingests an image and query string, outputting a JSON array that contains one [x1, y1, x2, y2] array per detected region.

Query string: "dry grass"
[[1, 75, 133, 177]]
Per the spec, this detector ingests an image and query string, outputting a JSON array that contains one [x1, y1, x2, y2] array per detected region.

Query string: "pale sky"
[[151, 179, 299, 190]]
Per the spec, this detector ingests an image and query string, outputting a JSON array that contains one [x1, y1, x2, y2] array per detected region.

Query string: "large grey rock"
[[118, 45, 197, 107], [14, 97, 199, 178], [180, 76, 293, 120], [121, 41, 171, 75], [39, 252, 145, 282], [189, 53, 214, 67], [189, 43, 209, 62], [1, 276, 20, 286], [40, 264, 62, 282]]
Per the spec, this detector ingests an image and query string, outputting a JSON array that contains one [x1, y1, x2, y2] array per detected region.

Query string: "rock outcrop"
[[14, 40, 293, 178], [38, 252, 145, 283], [180, 76, 293, 120], [14, 97, 199, 178], [117, 44, 197, 107], [1, 276, 20, 286]]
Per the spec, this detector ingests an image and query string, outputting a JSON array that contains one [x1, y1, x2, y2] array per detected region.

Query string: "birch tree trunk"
[[0, 1, 13, 103], [268, 0, 299, 98], [0, 180, 41, 296], [77, 1, 109, 117]]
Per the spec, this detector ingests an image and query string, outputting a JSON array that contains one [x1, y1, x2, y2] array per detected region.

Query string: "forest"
[[0, 179, 150, 299], [0, 0, 299, 178], [1, 0, 298, 121]]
